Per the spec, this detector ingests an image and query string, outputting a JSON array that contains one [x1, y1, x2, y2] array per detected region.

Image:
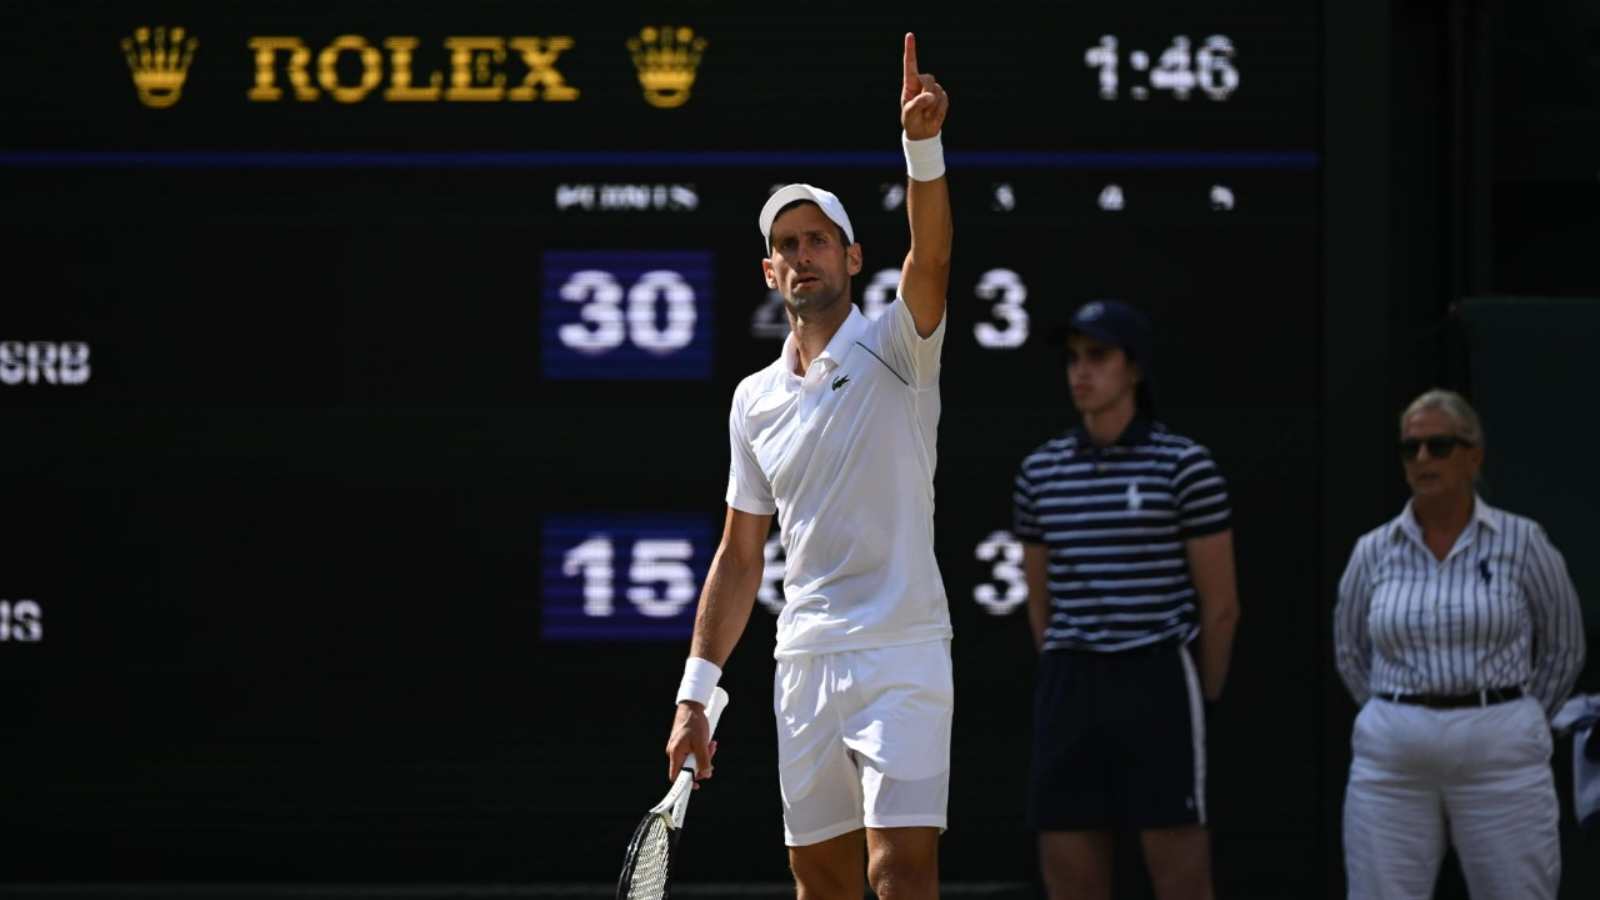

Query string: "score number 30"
[[558, 269, 698, 354]]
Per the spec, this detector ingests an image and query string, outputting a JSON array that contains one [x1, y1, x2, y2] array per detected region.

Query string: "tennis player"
[[663, 32, 953, 900]]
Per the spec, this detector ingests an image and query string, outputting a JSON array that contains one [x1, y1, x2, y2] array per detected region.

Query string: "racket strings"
[[620, 815, 674, 899]]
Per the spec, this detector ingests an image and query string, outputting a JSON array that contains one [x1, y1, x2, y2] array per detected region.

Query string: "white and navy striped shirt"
[[1334, 496, 1586, 717], [1013, 419, 1232, 652]]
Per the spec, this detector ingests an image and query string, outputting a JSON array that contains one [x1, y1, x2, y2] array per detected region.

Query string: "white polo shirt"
[[726, 298, 951, 658]]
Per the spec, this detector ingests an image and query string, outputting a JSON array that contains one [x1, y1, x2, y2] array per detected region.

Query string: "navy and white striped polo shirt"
[[1012, 419, 1233, 652]]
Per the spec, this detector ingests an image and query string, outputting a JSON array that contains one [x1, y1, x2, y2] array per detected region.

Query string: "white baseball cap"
[[758, 183, 855, 250]]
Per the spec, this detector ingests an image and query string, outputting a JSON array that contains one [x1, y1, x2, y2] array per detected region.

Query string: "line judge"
[[1335, 388, 1585, 899]]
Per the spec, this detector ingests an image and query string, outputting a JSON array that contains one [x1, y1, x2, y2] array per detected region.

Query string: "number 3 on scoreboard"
[[974, 268, 1029, 349], [974, 531, 1027, 615]]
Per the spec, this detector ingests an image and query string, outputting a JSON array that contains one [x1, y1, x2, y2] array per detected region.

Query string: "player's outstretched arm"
[[664, 506, 770, 783], [898, 31, 952, 339]]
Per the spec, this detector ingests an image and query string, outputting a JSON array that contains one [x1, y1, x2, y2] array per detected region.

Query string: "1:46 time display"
[[1084, 34, 1239, 101]]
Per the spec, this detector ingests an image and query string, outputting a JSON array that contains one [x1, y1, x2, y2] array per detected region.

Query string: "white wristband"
[[675, 656, 723, 707], [902, 130, 946, 182]]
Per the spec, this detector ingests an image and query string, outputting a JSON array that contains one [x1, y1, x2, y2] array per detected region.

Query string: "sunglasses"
[[1398, 435, 1473, 461]]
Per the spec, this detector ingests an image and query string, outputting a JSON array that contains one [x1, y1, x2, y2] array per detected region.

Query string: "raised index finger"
[[903, 32, 919, 83]]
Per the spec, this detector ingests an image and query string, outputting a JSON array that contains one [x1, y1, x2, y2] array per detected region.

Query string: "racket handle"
[[683, 686, 729, 773]]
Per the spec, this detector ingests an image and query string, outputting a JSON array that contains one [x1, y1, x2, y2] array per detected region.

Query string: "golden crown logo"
[[626, 26, 706, 109], [121, 26, 199, 109]]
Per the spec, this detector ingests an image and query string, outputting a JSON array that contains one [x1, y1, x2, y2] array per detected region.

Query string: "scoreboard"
[[1, 1, 1324, 888]]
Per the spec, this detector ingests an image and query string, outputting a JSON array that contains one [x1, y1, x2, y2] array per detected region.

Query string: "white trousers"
[[1343, 696, 1560, 900]]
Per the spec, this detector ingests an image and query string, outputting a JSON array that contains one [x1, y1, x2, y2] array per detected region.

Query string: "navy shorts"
[[1028, 641, 1209, 831]]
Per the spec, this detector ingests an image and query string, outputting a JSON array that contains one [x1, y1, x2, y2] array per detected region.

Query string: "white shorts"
[[773, 639, 953, 846]]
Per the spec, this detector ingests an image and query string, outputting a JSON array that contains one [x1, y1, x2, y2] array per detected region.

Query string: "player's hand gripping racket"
[[615, 686, 729, 900]]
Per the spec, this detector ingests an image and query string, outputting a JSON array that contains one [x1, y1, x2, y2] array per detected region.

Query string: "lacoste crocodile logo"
[[832, 375, 851, 391]]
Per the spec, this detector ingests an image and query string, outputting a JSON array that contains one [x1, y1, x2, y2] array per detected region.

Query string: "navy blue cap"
[[1065, 300, 1153, 366]]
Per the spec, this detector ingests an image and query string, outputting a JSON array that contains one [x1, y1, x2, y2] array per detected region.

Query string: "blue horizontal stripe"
[[0, 149, 1321, 171]]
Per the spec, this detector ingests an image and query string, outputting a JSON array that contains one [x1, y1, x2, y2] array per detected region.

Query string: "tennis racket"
[[615, 686, 730, 900]]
